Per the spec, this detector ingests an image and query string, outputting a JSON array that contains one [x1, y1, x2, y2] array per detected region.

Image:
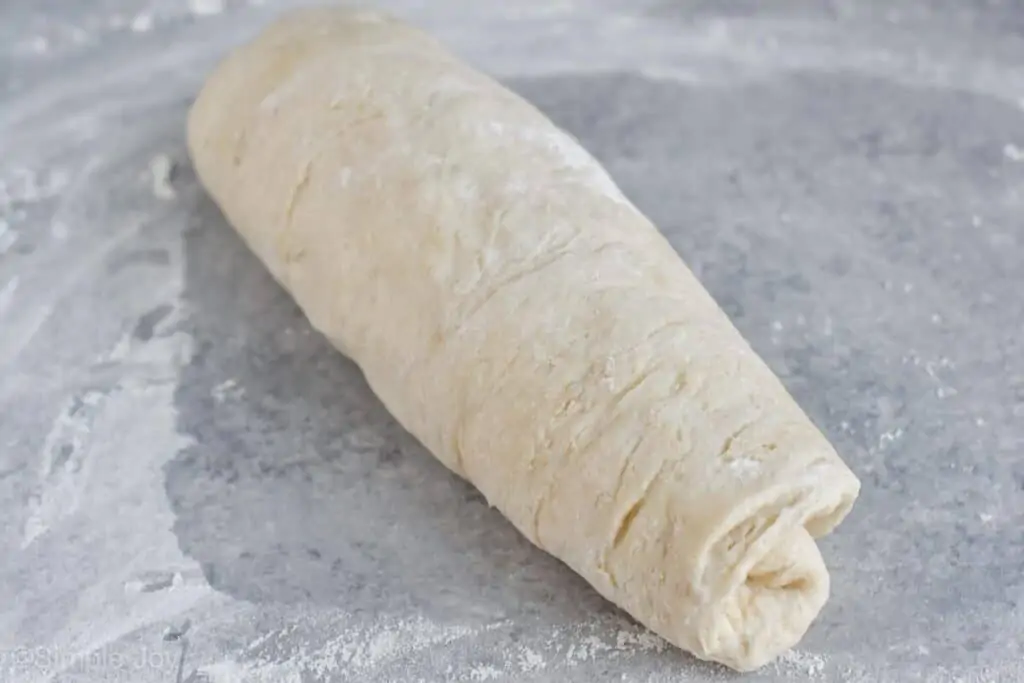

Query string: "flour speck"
[[0, 219, 16, 255], [518, 646, 545, 673], [131, 13, 154, 33], [729, 456, 762, 478], [149, 154, 177, 200], [1003, 143, 1024, 162], [775, 649, 827, 678], [0, 276, 19, 317], [189, 0, 226, 17], [469, 664, 504, 680]]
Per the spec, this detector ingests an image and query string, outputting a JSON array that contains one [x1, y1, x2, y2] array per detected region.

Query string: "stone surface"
[[1, 1, 1022, 681]]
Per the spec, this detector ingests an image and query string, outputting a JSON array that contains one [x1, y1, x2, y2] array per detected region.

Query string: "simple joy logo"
[[1, 645, 179, 678]]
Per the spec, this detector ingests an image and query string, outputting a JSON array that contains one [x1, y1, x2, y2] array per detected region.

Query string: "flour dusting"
[[518, 646, 545, 672], [149, 154, 177, 200], [0, 219, 16, 254], [614, 628, 668, 653], [211, 377, 244, 402], [130, 13, 154, 33], [189, 613, 689, 682], [0, 275, 18, 317], [201, 614, 481, 681], [1003, 143, 1024, 161], [202, 659, 303, 683], [774, 649, 828, 678], [728, 456, 762, 478], [0, 166, 71, 209], [189, 0, 225, 17], [21, 389, 108, 548], [468, 664, 503, 680]]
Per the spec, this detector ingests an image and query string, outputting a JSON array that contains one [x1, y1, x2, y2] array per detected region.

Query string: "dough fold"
[[187, 8, 860, 671]]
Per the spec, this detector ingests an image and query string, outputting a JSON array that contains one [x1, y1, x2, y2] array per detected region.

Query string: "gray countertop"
[[1, 1, 1022, 681]]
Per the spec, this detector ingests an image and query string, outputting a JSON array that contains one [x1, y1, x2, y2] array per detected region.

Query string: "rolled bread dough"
[[187, 8, 860, 671]]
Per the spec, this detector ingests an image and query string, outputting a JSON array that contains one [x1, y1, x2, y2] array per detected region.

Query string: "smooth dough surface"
[[187, 8, 861, 671]]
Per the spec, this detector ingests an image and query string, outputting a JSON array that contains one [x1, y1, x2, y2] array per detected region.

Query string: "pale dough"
[[187, 8, 861, 671]]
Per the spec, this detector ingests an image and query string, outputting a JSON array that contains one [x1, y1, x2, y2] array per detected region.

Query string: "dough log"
[[187, 8, 860, 671]]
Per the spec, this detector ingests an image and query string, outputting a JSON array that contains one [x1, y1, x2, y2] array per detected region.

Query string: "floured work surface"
[[1, 0, 1022, 681]]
